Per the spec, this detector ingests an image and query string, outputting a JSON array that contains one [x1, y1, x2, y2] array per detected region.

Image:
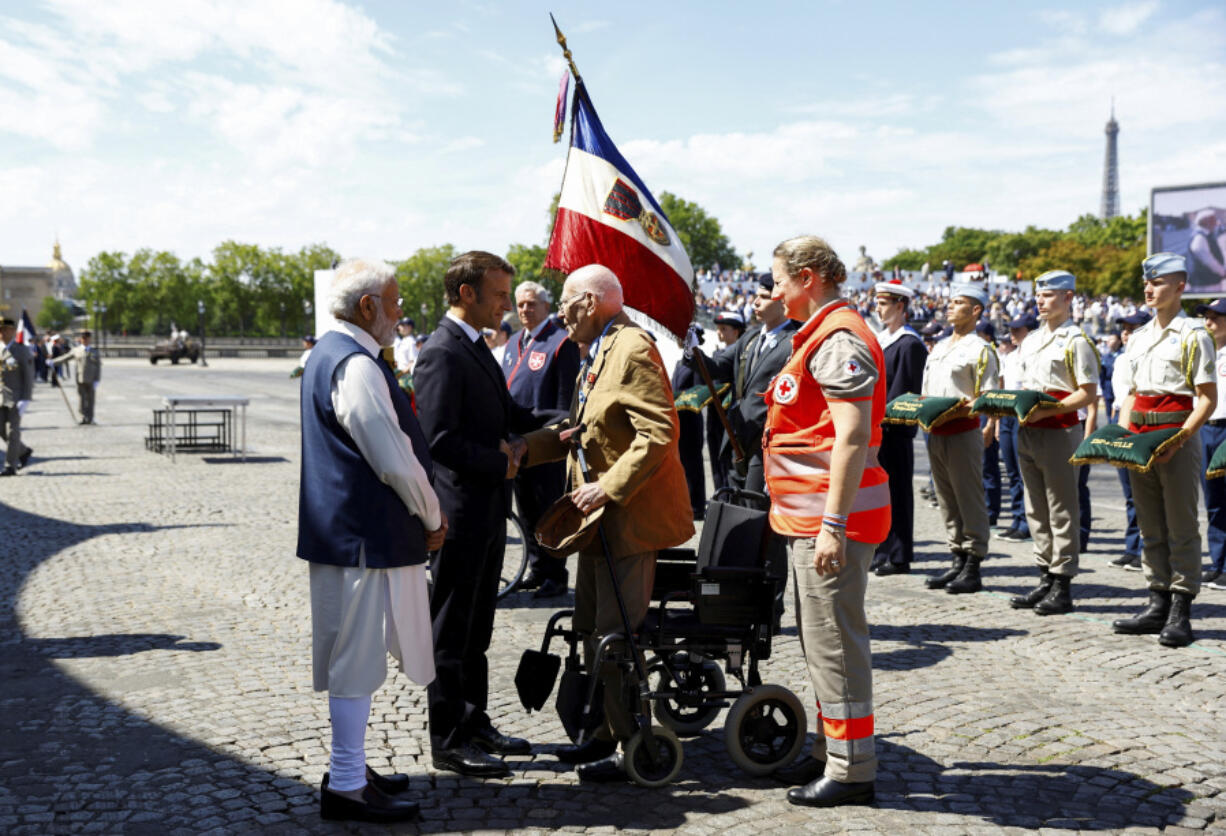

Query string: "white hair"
[[515, 280, 552, 304], [566, 264, 623, 310], [329, 258, 396, 320]]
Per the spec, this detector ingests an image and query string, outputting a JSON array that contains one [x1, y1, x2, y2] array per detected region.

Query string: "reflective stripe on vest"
[[763, 301, 891, 542]]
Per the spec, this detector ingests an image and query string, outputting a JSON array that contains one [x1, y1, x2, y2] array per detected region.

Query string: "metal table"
[[162, 395, 249, 462]]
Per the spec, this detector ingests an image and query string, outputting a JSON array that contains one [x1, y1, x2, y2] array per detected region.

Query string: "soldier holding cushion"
[[1009, 270, 1100, 616], [1112, 253, 1216, 647], [920, 283, 999, 594]]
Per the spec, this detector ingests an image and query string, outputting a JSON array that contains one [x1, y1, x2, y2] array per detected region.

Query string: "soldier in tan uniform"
[[921, 283, 999, 594], [1009, 271, 1100, 615], [1113, 253, 1216, 647], [48, 331, 102, 424]]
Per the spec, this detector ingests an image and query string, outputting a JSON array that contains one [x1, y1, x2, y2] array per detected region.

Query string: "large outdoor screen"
[[1150, 182, 1226, 298]]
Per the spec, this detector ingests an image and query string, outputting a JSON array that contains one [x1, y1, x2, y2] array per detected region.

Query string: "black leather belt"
[[1129, 410, 1192, 426], [1208, 419, 1226, 428]]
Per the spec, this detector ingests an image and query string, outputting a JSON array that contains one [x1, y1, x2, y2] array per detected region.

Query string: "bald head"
[[560, 264, 625, 343], [565, 264, 624, 312]]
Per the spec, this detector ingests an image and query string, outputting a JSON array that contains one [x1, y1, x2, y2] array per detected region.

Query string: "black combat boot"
[[945, 554, 983, 594], [1112, 590, 1171, 634], [1158, 592, 1194, 648], [1010, 570, 1053, 609], [1033, 574, 1073, 615], [926, 551, 967, 590]]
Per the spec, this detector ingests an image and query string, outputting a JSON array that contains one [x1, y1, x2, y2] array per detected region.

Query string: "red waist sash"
[[1029, 390, 1079, 430], [1129, 394, 1193, 434]]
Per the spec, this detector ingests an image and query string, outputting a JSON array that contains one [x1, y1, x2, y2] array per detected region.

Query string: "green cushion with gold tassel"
[[1070, 425, 1187, 473], [1207, 437, 1226, 479], [883, 393, 963, 432], [675, 382, 731, 413], [971, 389, 1060, 422]]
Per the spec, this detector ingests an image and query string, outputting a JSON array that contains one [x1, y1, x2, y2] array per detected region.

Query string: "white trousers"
[[309, 559, 435, 697]]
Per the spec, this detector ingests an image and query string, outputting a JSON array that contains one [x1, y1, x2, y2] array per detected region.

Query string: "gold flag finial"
[[549, 13, 582, 84]]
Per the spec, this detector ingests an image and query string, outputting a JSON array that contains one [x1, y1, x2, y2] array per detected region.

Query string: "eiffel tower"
[[1100, 101, 1120, 219]]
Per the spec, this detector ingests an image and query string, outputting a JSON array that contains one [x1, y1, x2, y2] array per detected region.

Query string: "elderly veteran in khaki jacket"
[[523, 264, 693, 782]]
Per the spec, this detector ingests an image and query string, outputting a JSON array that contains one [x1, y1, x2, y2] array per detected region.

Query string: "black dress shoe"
[[325, 766, 411, 795], [432, 743, 511, 778], [0, 466, 16, 477], [874, 562, 910, 576], [471, 724, 531, 756], [533, 578, 568, 599], [787, 776, 875, 808], [514, 574, 543, 592], [576, 753, 627, 783], [773, 754, 826, 785], [556, 737, 617, 765], [18, 448, 32, 468], [320, 774, 419, 823]]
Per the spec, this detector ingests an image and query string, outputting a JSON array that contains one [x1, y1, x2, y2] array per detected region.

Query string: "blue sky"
[[1, 0, 1222, 273]]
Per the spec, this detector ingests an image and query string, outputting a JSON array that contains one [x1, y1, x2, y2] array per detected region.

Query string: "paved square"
[[2, 358, 1225, 834]]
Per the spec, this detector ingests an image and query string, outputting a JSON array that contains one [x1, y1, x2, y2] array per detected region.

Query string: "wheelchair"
[[515, 487, 807, 787]]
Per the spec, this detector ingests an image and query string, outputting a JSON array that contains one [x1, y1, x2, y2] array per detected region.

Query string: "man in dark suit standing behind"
[[502, 280, 581, 598], [414, 250, 541, 778], [695, 276, 800, 495]]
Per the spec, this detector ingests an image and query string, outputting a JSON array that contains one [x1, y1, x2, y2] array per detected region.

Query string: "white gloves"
[[683, 323, 702, 360], [16, 400, 29, 416]]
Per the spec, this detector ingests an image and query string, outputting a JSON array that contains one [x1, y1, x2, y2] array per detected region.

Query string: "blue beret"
[[1008, 313, 1039, 330], [714, 310, 746, 327], [1035, 269, 1076, 291], [1195, 299, 1226, 317], [757, 273, 774, 292], [1117, 311, 1151, 327], [1142, 252, 1187, 280], [951, 282, 988, 308]]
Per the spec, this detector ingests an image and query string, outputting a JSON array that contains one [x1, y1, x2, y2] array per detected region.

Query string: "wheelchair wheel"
[[624, 725, 684, 788], [650, 655, 726, 736], [497, 513, 530, 600], [724, 684, 806, 776]]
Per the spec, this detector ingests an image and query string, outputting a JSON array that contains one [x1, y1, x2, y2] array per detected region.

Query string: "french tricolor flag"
[[545, 81, 695, 341], [16, 310, 36, 345]]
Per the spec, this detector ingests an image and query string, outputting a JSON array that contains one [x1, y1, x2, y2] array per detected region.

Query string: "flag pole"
[[549, 13, 582, 84]]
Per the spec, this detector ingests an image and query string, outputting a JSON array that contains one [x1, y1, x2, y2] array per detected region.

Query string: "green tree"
[[395, 245, 456, 332], [657, 192, 739, 271], [35, 296, 74, 331], [882, 248, 928, 270], [78, 251, 136, 334], [506, 243, 561, 303]]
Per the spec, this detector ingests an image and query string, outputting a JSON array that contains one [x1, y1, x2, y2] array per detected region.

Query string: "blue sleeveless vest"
[[297, 330, 433, 568]]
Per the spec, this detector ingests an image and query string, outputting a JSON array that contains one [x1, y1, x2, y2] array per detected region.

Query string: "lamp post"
[[303, 298, 313, 336], [99, 302, 107, 352], [280, 301, 286, 339], [197, 300, 208, 367], [92, 300, 99, 336]]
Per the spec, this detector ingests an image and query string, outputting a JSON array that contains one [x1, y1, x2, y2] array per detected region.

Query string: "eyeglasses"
[[558, 291, 591, 309], [367, 294, 404, 308]]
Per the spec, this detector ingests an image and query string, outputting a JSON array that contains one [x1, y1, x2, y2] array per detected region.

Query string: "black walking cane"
[[565, 429, 660, 761]]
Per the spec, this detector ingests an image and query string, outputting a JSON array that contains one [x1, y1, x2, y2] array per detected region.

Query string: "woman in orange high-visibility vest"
[[763, 236, 889, 809]]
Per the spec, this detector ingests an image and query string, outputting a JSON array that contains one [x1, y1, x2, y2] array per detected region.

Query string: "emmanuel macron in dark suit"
[[413, 251, 542, 778]]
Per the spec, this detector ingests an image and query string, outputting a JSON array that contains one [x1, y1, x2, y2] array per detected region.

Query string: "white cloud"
[[1098, 0, 1160, 35]]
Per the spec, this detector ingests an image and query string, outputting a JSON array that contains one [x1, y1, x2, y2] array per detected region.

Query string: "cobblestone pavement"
[[2, 358, 1226, 835]]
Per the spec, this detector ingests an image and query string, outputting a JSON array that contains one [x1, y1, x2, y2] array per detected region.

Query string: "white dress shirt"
[[393, 334, 418, 374]]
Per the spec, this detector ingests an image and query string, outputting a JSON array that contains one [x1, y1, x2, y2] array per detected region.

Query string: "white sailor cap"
[[874, 280, 914, 299], [951, 282, 988, 308], [1142, 252, 1187, 280], [1034, 270, 1076, 291], [713, 310, 746, 327]]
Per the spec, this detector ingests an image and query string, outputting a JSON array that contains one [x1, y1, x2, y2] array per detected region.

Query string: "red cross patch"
[[847, 359, 861, 375], [528, 350, 546, 371], [774, 373, 799, 404]]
